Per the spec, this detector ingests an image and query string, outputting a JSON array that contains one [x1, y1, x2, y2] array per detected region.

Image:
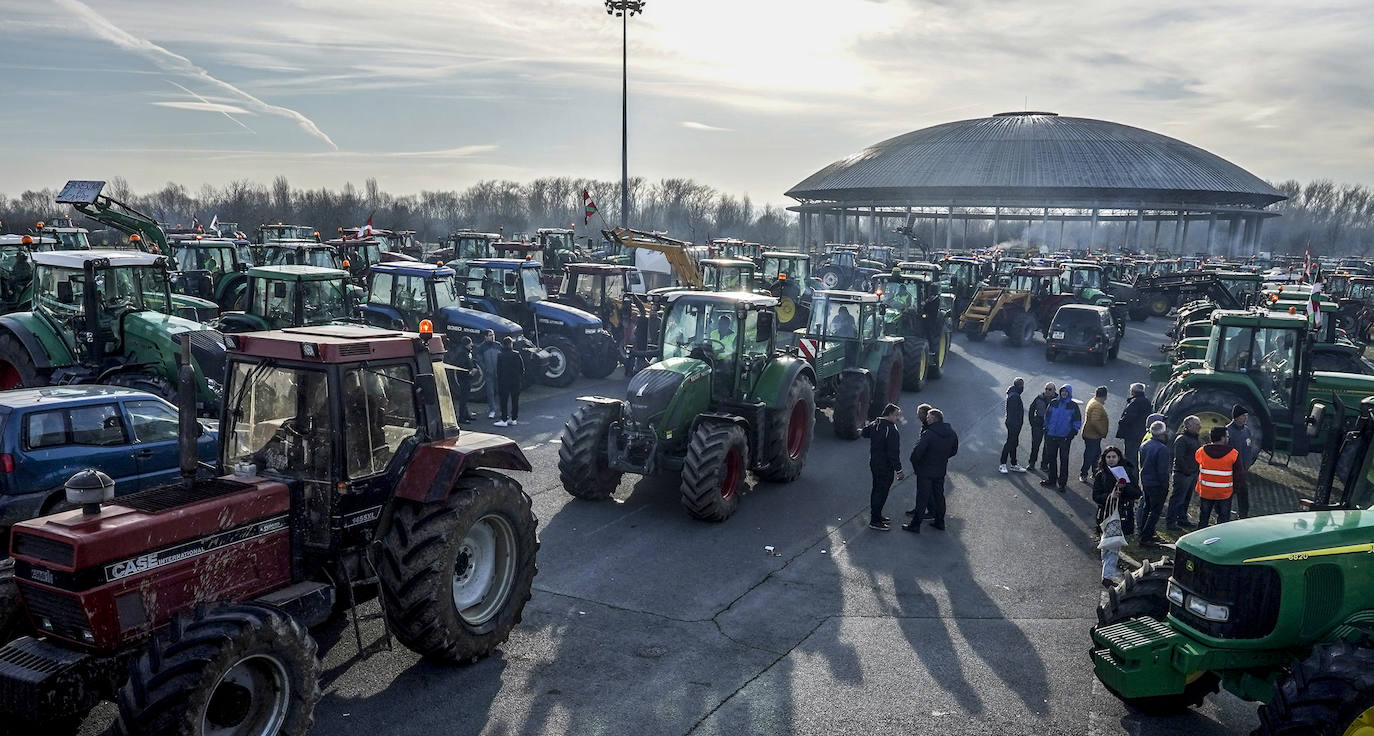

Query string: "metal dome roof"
[[787, 112, 1285, 208]]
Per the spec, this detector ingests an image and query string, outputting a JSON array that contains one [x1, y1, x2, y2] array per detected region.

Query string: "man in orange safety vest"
[[1195, 425, 1246, 528]]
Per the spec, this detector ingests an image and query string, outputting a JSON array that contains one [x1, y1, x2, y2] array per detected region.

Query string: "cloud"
[[52, 0, 337, 150], [682, 121, 731, 132], [392, 145, 500, 158], [151, 101, 254, 115], [163, 81, 255, 133]]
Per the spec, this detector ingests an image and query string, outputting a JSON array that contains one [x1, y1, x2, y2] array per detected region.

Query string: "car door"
[[23, 403, 136, 499], [122, 398, 184, 490]]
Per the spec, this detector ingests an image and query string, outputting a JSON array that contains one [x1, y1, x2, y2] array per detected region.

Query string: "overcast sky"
[[2, 0, 1371, 206]]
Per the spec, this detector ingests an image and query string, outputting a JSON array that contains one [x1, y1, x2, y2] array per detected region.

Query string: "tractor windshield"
[[807, 294, 873, 340], [301, 279, 349, 323], [1213, 325, 1299, 408], [661, 299, 742, 364], [453, 236, 493, 261], [879, 280, 919, 310], [1067, 268, 1102, 289], [762, 256, 808, 284], [268, 247, 337, 270], [224, 362, 332, 480], [49, 231, 91, 250], [341, 363, 419, 479], [521, 267, 546, 302], [571, 274, 604, 308], [430, 277, 462, 311], [703, 263, 750, 292], [175, 246, 234, 276]]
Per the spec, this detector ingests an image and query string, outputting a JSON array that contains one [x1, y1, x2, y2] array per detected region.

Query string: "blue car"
[[0, 386, 218, 529]]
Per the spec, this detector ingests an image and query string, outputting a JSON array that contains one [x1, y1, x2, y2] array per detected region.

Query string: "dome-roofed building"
[[786, 112, 1284, 255]]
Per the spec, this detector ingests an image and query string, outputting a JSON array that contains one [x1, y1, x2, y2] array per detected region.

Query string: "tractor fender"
[[575, 396, 626, 416], [393, 433, 533, 503], [0, 314, 66, 370], [754, 355, 816, 409], [689, 413, 751, 441], [841, 366, 873, 392]]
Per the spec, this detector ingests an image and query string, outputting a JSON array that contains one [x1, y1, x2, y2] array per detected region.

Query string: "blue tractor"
[[456, 258, 618, 385], [356, 262, 545, 398]]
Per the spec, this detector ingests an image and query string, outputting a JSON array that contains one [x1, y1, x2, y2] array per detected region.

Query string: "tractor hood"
[[1177, 509, 1374, 567], [532, 300, 602, 329], [625, 357, 709, 429], [437, 306, 524, 342]]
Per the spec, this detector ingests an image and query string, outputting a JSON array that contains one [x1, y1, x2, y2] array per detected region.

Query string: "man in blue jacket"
[[1039, 385, 1082, 492], [1136, 420, 1172, 547]]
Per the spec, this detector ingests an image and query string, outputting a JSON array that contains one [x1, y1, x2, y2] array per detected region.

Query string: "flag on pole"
[[360, 212, 375, 237], [192, 215, 202, 233], [583, 190, 599, 225], [1303, 245, 1312, 283], [209, 215, 219, 234]]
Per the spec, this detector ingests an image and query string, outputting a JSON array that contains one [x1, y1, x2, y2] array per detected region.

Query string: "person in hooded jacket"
[[1000, 378, 1026, 473], [1225, 405, 1259, 519], [1136, 420, 1172, 547], [1116, 383, 1152, 469], [494, 336, 525, 427], [904, 408, 959, 533], [1039, 385, 1082, 492], [1027, 382, 1056, 470], [1092, 445, 1141, 586], [476, 329, 502, 418]]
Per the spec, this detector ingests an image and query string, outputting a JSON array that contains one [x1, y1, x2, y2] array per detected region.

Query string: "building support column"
[[1134, 207, 1145, 251], [945, 204, 954, 251], [1042, 206, 1050, 249], [993, 206, 1001, 246], [1253, 217, 1266, 253], [1206, 213, 1218, 255], [1181, 216, 1192, 252], [1059, 218, 1066, 248], [869, 206, 877, 246], [1173, 210, 1185, 253], [1153, 218, 1162, 249], [1090, 207, 1100, 248], [839, 208, 848, 243]]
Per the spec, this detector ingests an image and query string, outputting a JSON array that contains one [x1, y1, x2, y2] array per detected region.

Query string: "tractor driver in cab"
[[831, 305, 857, 338], [709, 313, 737, 359], [892, 281, 914, 309]]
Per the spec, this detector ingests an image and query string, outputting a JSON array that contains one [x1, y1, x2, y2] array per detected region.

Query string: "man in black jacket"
[[1000, 377, 1026, 474], [905, 408, 959, 533], [1027, 382, 1056, 471], [494, 337, 525, 427], [1166, 415, 1202, 530], [1117, 383, 1152, 468], [452, 335, 476, 423], [862, 403, 905, 531]]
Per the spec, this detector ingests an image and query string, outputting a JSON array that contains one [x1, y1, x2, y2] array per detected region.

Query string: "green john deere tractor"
[[1092, 394, 1374, 733], [557, 291, 816, 522], [0, 250, 225, 413], [795, 290, 906, 438], [757, 251, 813, 337], [873, 271, 951, 384], [214, 265, 358, 333], [699, 258, 757, 292], [165, 235, 253, 310], [1153, 309, 1374, 456]]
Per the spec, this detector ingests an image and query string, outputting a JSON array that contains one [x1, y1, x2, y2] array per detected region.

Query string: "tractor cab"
[[0, 234, 50, 312], [217, 265, 356, 332], [536, 227, 582, 271], [802, 291, 883, 360], [166, 236, 252, 309], [360, 262, 464, 330], [264, 241, 343, 271], [864, 246, 898, 268], [257, 223, 317, 244], [434, 230, 500, 267], [941, 256, 982, 305], [1217, 271, 1265, 306], [1010, 266, 1065, 298], [700, 258, 756, 293], [328, 236, 386, 279], [712, 239, 761, 264], [659, 290, 778, 399], [1062, 261, 1104, 291], [33, 220, 93, 251], [758, 252, 813, 334], [993, 257, 1028, 286]]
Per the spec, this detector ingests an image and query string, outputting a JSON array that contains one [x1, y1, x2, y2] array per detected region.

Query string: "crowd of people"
[[449, 329, 527, 427], [999, 377, 1260, 586]]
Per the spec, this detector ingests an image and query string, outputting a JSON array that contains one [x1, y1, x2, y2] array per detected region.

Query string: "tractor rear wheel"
[[832, 372, 870, 440], [538, 336, 581, 387], [759, 377, 815, 482], [107, 372, 177, 404], [1148, 295, 1172, 317], [1255, 638, 1374, 735], [376, 470, 538, 662], [1094, 558, 1220, 715], [580, 333, 618, 380], [1163, 389, 1263, 454], [680, 422, 748, 521], [117, 601, 320, 736], [927, 330, 949, 378], [901, 338, 928, 392], [0, 335, 40, 391], [818, 267, 844, 290], [1007, 311, 1036, 347], [558, 403, 623, 499]]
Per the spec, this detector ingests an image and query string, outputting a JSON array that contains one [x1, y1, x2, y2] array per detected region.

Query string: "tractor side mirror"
[[57, 280, 73, 304], [756, 310, 774, 340], [347, 285, 365, 305], [272, 281, 288, 299], [236, 262, 249, 273]]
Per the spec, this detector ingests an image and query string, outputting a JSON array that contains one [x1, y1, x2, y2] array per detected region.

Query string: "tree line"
[[1, 176, 1371, 255], [0, 176, 794, 248]]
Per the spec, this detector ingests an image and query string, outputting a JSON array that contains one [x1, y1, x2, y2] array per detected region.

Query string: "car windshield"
[[224, 362, 332, 480]]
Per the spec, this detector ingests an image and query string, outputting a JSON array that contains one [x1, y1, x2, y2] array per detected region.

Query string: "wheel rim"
[[469, 363, 485, 394], [786, 400, 809, 459], [938, 334, 947, 366], [452, 513, 518, 626], [721, 446, 742, 500], [544, 346, 567, 379], [0, 361, 20, 390], [822, 272, 839, 288], [200, 653, 290, 736], [1195, 410, 1230, 437], [1151, 297, 1170, 315], [1345, 706, 1374, 736]]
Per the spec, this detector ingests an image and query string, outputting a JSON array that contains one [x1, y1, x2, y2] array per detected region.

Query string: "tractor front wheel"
[[1095, 558, 1220, 715], [538, 336, 581, 388], [759, 378, 815, 482], [0, 335, 40, 391], [927, 330, 949, 378], [680, 422, 748, 521], [376, 470, 538, 662], [558, 404, 623, 499], [1163, 389, 1263, 454], [1148, 295, 1172, 317], [580, 333, 618, 380], [1255, 638, 1374, 735], [117, 602, 320, 736], [107, 372, 177, 404], [964, 324, 987, 342], [0, 559, 22, 646], [901, 338, 928, 392], [832, 372, 870, 440], [1007, 311, 1036, 347]]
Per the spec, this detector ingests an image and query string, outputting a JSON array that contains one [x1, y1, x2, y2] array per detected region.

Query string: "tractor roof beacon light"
[[419, 319, 434, 336], [65, 468, 115, 516]]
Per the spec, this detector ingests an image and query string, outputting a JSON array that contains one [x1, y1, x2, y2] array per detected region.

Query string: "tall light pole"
[[606, 0, 644, 228]]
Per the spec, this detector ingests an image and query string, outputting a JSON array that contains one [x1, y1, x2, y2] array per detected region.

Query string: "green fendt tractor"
[[215, 265, 358, 332], [165, 234, 253, 310], [1092, 395, 1374, 733], [757, 251, 813, 336], [873, 270, 952, 384], [795, 290, 906, 438], [557, 291, 816, 521], [0, 250, 224, 412], [1153, 308, 1374, 456]]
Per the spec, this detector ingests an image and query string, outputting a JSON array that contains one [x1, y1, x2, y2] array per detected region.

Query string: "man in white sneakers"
[[1000, 377, 1027, 473]]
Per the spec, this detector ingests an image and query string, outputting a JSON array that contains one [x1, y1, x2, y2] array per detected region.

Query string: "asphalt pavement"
[[80, 320, 1263, 735]]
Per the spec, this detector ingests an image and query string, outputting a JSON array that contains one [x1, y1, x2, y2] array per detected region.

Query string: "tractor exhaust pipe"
[[178, 336, 198, 486]]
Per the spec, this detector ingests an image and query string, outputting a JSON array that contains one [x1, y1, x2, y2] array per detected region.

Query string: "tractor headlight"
[[1167, 581, 1185, 606], [1185, 594, 1230, 622]]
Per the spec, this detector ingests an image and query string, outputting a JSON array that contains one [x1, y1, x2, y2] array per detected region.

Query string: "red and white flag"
[[359, 212, 375, 237], [1303, 245, 1312, 283], [583, 190, 599, 225]]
